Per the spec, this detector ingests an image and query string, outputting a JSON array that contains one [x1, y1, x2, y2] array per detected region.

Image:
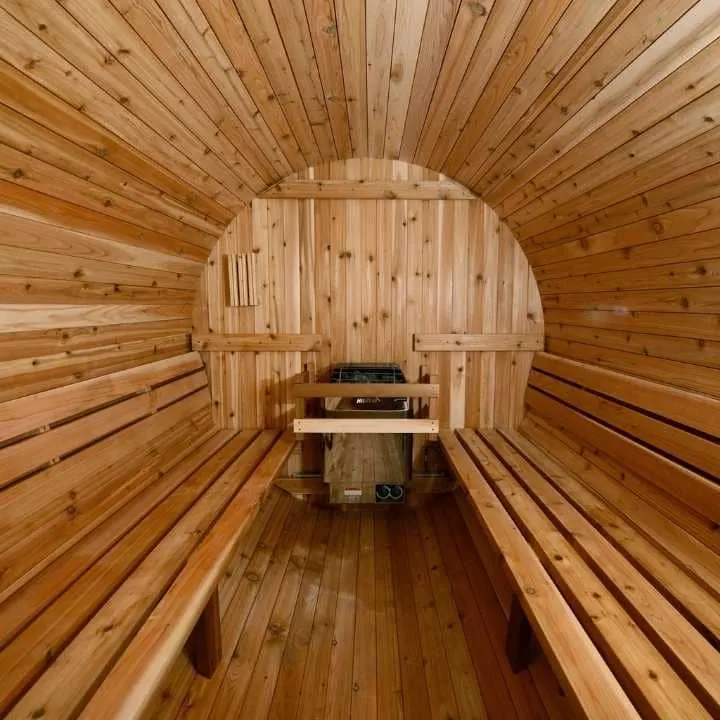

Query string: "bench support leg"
[[188, 588, 222, 678], [506, 594, 537, 673]]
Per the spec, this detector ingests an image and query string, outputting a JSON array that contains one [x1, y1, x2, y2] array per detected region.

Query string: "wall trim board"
[[414, 333, 544, 351], [259, 179, 477, 200], [192, 333, 322, 352]]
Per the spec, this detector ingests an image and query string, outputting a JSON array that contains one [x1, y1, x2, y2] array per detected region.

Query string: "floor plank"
[[156, 498, 547, 719], [266, 508, 332, 718]]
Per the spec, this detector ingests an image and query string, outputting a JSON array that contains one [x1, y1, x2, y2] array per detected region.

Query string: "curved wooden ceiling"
[[2, 0, 719, 253]]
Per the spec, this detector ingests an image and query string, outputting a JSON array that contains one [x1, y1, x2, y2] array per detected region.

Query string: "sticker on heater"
[[344, 488, 363, 497]]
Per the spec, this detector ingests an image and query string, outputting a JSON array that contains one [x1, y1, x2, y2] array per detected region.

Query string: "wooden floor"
[[147, 490, 568, 720]]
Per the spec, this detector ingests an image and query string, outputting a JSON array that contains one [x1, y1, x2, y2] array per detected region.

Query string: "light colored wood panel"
[[0, 101, 224, 238], [546, 323, 720, 370], [0, 182, 211, 262], [0, 304, 192, 332], [293, 418, 439, 434], [439, 0, 561, 176], [502, 30, 720, 221], [543, 286, 719, 314], [0, 60, 232, 227], [192, 334, 322, 352], [415, 333, 543, 351], [412, 0, 495, 167], [0, 352, 202, 445], [260, 179, 475, 199], [470, 0, 649, 194], [159, 0, 293, 179], [540, 258, 720, 295], [440, 430, 640, 719], [232, 0, 325, 165], [64, 0, 266, 193], [0, 319, 191, 362], [365, 0, 396, 158], [399, 0, 461, 159], [543, 308, 720, 341], [529, 368, 720, 478], [0, 212, 202, 277], [334, 0, 368, 157], [0, 3, 247, 208], [533, 229, 720, 283], [195, 0, 306, 169], [459, 0, 620, 187], [0, 275, 193, 307], [384, 0, 429, 158], [0, 243, 196, 291], [518, 126, 720, 243], [545, 336, 720, 399], [534, 352, 720, 438], [486, 0, 717, 208], [525, 387, 720, 525]]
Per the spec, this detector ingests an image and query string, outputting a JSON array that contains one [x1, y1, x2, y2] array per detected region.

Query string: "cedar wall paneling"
[[195, 160, 544, 430], [0, 191, 204, 401]]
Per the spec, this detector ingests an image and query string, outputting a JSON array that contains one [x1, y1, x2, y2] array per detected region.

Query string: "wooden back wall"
[[195, 159, 544, 429]]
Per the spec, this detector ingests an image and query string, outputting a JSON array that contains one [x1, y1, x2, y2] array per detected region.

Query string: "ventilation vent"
[[225, 253, 258, 307]]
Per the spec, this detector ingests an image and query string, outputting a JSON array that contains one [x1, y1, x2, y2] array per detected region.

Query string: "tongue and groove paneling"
[[196, 159, 543, 431]]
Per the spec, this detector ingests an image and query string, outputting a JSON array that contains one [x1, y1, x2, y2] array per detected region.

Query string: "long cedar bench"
[[0, 352, 295, 718], [440, 361, 720, 718]]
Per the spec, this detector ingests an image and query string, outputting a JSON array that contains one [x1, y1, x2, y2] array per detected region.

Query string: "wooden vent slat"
[[225, 253, 258, 307]]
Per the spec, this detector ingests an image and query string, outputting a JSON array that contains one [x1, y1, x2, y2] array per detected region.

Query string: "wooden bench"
[[0, 352, 295, 718], [440, 426, 719, 719]]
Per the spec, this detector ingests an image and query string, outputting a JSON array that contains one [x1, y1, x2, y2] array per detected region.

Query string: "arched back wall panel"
[[194, 159, 543, 430]]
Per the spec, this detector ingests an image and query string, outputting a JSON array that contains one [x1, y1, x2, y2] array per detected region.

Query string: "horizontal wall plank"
[[0, 370, 207, 489], [292, 382, 440, 398], [260, 180, 476, 200], [0, 182, 211, 262], [543, 309, 720, 341], [0, 334, 190, 402], [414, 333, 544, 351], [546, 324, 720, 369], [293, 418, 439, 434], [529, 368, 720, 478], [543, 287, 719, 314], [533, 352, 720, 439], [192, 333, 322, 352], [0, 245, 197, 290], [0, 304, 192, 332], [0, 211, 203, 277], [0, 277, 194, 306], [525, 387, 719, 525], [0, 320, 192, 361], [545, 337, 720, 399], [0, 352, 203, 444]]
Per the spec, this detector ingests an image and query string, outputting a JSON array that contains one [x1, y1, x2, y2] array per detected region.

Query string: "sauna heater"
[[324, 363, 411, 504]]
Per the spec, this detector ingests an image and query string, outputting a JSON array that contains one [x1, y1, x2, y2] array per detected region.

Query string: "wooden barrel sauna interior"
[[0, 1, 718, 718]]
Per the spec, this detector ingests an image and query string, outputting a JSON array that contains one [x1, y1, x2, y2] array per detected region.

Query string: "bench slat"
[[439, 430, 639, 719], [489, 429, 720, 715], [463, 429, 711, 719], [525, 387, 720, 525], [8, 431, 277, 719], [79, 431, 297, 720], [516, 421, 720, 612], [0, 352, 203, 445], [0, 391, 211, 601], [0, 427, 229, 653], [0, 431, 257, 716]]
